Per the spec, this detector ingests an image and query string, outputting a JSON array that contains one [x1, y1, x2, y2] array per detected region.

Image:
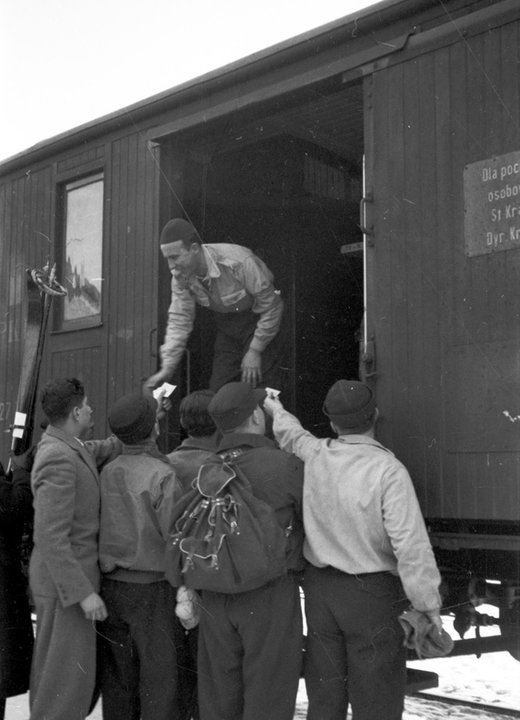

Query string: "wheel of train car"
[[499, 600, 520, 661]]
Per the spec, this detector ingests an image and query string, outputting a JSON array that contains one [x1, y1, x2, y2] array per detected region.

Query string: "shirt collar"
[[336, 434, 392, 453], [200, 245, 221, 280], [120, 439, 167, 460]]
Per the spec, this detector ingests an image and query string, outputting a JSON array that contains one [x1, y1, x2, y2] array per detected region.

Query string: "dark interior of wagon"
[[165, 80, 365, 436]]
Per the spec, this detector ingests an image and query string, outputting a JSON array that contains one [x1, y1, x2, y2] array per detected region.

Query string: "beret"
[[108, 393, 157, 444], [208, 382, 266, 432], [160, 218, 200, 256], [322, 380, 376, 428]]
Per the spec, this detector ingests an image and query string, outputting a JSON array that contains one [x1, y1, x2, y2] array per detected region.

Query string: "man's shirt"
[[160, 244, 283, 372], [272, 408, 442, 613]]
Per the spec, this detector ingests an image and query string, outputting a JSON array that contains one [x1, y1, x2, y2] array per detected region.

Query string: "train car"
[[1, 0, 519, 660]]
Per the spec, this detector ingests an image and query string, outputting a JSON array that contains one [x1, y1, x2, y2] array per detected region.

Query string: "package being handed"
[[175, 585, 200, 630]]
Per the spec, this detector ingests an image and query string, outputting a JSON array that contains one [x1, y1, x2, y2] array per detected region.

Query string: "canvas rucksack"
[[165, 449, 290, 593]]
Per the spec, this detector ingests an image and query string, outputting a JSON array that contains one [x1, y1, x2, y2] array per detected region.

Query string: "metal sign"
[[464, 150, 520, 256]]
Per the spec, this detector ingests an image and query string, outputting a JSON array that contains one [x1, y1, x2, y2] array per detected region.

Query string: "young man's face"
[[76, 396, 93, 435], [164, 240, 201, 279]]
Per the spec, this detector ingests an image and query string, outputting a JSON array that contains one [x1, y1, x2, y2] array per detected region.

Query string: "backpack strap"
[[218, 448, 244, 463]]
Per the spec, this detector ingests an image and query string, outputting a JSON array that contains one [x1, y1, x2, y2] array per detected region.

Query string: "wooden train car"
[[1, 0, 519, 656]]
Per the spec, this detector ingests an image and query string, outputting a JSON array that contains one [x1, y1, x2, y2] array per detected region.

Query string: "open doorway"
[[163, 80, 365, 436]]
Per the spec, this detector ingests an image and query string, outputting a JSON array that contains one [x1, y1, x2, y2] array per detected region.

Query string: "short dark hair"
[[41, 378, 85, 424], [180, 390, 216, 437]]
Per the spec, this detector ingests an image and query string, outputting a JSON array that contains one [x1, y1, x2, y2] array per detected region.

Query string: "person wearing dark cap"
[[97, 392, 185, 720], [165, 389, 219, 720], [167, 389, 219, 491], [264, 380, 444, 720], [28, 378, 121, 720], [193, 381, 304, 720], [144, 217, 285, 392]]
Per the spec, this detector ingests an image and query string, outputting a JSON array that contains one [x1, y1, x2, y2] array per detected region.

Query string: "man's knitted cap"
[[108, 393, 157, 444], [322, 380, 376, 428], [160, 218, 200, 256], [208, 382, 266, 432]]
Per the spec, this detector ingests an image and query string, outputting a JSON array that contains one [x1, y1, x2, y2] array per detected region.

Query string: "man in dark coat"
[[0, 455, 34, 720], [167, 389, 219, 489], [166, 389, 219, 720], [195, 381, 304, 720]]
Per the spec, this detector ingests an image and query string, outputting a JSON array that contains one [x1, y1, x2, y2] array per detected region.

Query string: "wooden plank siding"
[[0, 131, 161, 459], [371, 18, 520, 521], [105, 133, 160, 407], [0, 166, 56, 452]]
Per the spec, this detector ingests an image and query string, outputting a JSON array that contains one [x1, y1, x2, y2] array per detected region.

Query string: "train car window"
[[56, 172, 104, 331]]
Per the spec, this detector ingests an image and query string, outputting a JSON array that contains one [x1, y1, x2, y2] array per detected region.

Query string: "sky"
[[0, 0, 382, 163]]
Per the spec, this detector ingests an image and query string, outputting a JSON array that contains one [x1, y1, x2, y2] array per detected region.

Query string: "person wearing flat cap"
[[97, 392, 185, 720], [145, 217, 285, 392], [195, 381, 304, 720], [264, 380, 444, 720]]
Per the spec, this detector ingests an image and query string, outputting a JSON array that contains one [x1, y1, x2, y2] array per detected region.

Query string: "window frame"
[[54, 170, 105, 332]]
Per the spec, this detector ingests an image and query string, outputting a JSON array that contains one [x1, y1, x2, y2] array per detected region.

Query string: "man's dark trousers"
[[209, 309, 287, 391], [304, 565, 408, 720], [197, 574, 303, 720], [99, 579, 182, 720]]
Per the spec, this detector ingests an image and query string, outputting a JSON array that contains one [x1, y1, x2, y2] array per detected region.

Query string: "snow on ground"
[[7, 608, 519, 719]]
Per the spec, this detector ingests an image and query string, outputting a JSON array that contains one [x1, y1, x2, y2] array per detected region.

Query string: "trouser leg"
[[304, 566, 407, 720], [197, 592, 243, 720], [100, 580, 180, 720], [343, 573, 406, 720], [198, 576, 302, 720], [209, 308, 288, 392], [176, 624, 199, 720], [99, 584, 140, 720], [303, 569, 349, 720], [29, 595, 96, 720], [239, 576, 302, 720]]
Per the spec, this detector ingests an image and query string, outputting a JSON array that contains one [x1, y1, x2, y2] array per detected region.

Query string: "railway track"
[[413, 691, 520, 718]]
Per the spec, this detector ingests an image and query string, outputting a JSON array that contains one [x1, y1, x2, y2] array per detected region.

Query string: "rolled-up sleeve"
[[237, 255, 283, 353], [160, 278, 197, 373]]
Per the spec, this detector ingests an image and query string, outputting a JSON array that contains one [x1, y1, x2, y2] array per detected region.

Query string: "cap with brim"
[[322, 380, 376, 428], [208, 382, 266, 432]]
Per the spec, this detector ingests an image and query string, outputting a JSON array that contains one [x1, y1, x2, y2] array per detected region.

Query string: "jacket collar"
[[120, 440, 168, 461], [217, 432, 275, 453], [176, 434, 219, 452], [43, 425, 100, 480]]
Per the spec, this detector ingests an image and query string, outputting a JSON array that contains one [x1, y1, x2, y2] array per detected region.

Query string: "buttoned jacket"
[[30, 426, 120, 607]]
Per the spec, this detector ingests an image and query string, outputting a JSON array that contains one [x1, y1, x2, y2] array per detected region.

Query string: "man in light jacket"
[[264, 380, 444, 720], [145, 218, 285, 392]]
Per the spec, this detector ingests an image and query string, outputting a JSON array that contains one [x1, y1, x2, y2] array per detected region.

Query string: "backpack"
[[165, 449, 289, 593]]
